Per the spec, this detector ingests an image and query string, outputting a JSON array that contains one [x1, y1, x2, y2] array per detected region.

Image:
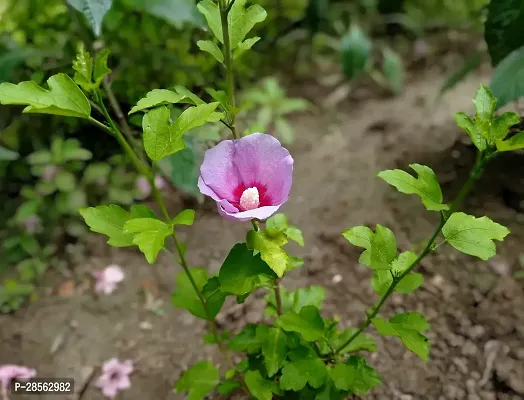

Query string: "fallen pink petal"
[[0, 365, 36, 395], [198, 132, 294, 222], [95, 359, 133, 399], [93, 265, 125, 295]]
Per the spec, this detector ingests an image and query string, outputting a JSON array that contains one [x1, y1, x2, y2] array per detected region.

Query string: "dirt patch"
[[1, 63, 523, 400]]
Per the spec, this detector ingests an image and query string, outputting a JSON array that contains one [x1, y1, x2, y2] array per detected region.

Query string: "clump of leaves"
[[240, 77, 311, 144]]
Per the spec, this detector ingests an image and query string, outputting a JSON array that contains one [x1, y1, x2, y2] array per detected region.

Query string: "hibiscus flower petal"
[[232, 133, 293, 204], [199, 140, 241, 202]]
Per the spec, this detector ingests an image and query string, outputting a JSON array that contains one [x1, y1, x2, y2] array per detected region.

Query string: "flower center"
[[239, 187, 260, 211]]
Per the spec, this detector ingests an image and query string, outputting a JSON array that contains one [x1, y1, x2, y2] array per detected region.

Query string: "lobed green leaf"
[[129, 89, 185, 114], [79, 205, 134, 247], [174, 360, 219, 400], [276, 305, 324, 341], [0, 74, 90, 118], [219, 243, 277, 295], [280, 347, 328, 391], [442, 212, 510, 260], [330, 356, 381, 395], [244, 370, 281, 400], [196, 40, 224, 63], [172, 268, 226, 320], [378, 164, 448, 211], [372, 312, 430, 361], [123, 218, 172, 263], [246, 229, 289, 277]]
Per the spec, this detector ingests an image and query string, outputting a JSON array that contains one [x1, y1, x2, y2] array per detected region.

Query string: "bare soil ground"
[[1, 61, 524, 400]]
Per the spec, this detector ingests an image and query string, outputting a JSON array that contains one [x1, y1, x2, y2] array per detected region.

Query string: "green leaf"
[[197, 0, 222, 42], [175, 360, 219, 400], [93, 49, 111, 87], [455, 112, 487, 151], [315, 382, 342, 400], [228, 324, 263, 353], [246, 229, 289, 278], [174, 102, 221, 133], [197, 0, 266, 49], [130, 205, 157, 219], [196, 40, 224, 63], [276, 305, 324, 341], [327, 328, 376, 354], [174, 85, 206, 105], [123, 218, 172, 263], [372, 312, 430, 361], [439, 52, 482, 97], [79, 205, 134, 246], [127, 0, 203, 28], [228, 0, 267, 49], [496, 131, 524, 152], [489, 46, 524, 110], [378, 164, 448, 211], [172, 268, 226, 320], [484, 0, 524, 66], [72, 45, 93, 92], [330, 356, 381, 395], [27, 150, 51, 165], [292, 286, 325, 313], [491, 112, 520, 141], [142, 103, 219, 161], [0, 145, 19, 161], [219, 243, 276, 296], [233, 37, 261, 59], [383, 47, 403, 94], [262, 328, 287, 377], [245, 370, 280, 400], [369, 225, 397, 270], [83, 162, 110, 183], [280, 347, 328, 391], [442, 212, 510, 260], [341, 26, 371, 80], [55, 170, 76, 192], [370, 251, 424, 294], [129, 89, 185, 114], [342, 226, 373, 248], [0, 74, 91, 118], [266, 213, 304, 246], [371, 270, 423, 296], [217, 380, 241, 395], [473, 84, 497, 139], [172, 209, 195, 226], [68, 0, 113, 37]]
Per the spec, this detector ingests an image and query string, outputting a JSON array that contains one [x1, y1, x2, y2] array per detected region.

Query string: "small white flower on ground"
[[95, 359, 133, 399], [93, 265, 125, 295]]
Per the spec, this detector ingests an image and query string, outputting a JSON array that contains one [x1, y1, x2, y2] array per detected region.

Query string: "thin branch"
[[332, 151, 488, 356]]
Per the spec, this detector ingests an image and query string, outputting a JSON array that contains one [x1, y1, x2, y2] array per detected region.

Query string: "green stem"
[[93, 90, 236, 374], [95, 91, 150, 179], [333, 151, 488, 356], [274, 279, 283, 316], [102, 77, 145, 161], [219, 0, 238, 139]]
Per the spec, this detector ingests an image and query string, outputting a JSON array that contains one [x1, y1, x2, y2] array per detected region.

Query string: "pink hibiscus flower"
[[95, 359, 133, 398], [198, 132, 294, 222], [0, 365, 36, 398]]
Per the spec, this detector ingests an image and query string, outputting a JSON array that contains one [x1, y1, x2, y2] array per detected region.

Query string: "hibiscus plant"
[[0, 0, 521, 399]]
